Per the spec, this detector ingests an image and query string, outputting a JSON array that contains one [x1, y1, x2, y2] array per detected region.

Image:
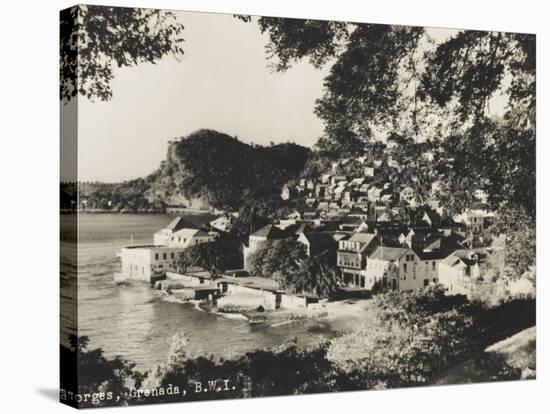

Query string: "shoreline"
[[158, 285, 371, 331], [61, 208, 214, 215]]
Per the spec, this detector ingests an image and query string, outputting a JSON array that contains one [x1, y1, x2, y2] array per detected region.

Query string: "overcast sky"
[[71, 11, 505, 183]]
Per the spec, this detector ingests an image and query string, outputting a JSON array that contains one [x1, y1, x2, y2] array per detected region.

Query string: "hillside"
[[73, 129, 311, 212], [433, 326, 536, 384]]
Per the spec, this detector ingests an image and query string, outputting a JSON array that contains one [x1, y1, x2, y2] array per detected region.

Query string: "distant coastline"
[[60, 208, 214, 215]]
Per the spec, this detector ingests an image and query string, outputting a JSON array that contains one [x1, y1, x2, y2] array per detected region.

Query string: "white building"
[[210, 213, 237, 232], [117, 217, 217, 283], [438, 249, 487, 295], [167, 228, 217, 248], [366, 246, 432, 291], [116, 245, 185, 282], [154, 216, 198, 246]]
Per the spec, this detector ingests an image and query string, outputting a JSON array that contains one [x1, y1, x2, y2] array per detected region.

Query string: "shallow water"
[[61, 213, 339, 371]]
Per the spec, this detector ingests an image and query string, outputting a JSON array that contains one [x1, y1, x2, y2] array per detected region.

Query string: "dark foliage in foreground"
[[60, 5, 184, 102], [62, 288, 535, 408]]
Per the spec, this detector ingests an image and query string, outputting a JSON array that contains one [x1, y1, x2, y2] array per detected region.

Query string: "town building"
[[366, 246, 431, 291], [438, 249, 488, 295], [400, 186, 416, 206], [116, 245, 184, 283], [209, 213, 238, 232], [153, 216, 198, 246], [167, 228, 217, 248], [337, 232, 379, 288], [296, 231, 337, 259]]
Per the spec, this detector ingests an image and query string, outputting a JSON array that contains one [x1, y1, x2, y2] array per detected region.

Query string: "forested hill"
[[71, 129, 311, 212]]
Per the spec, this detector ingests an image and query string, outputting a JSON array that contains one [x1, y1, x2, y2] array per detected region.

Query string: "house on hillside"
[[359, 183, 370, 194], [456, 209, 495, 234], [368, 186, 383, 202], [331, 175, 347, 185], [400, 186, 417, 206], [364, 166, 376, 177], [321, 173, 332, 184]]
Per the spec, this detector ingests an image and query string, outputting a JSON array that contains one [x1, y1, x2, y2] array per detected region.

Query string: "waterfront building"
[[153, 216, 197, 246], [116, 245, 185, 283]]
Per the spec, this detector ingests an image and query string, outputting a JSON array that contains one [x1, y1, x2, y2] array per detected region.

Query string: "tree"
[[326, 287, 480, 388], [252, 19, 535, 275], [178, 239, 238, 279], [247, 237, 306, 280], [60, 335, 138, 408], [60, 5, 185, 102], [280, 254, 339, 298]]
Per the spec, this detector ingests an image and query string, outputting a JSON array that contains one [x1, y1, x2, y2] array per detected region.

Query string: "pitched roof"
[[369, 246, 409, 261], [414, 248, 450, 261], [251, 224, 287, 239], [166, 217, 198, 232], [302, 231, 336, 249], [349, 232, 377, 247], [172, 228, 200, 238], [442, 249, 486, 267], [423, 236, 464, 252], [441, 254, 468, 267]]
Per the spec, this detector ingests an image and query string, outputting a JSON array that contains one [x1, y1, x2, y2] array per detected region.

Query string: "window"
[[403, 263, 407, 273], [163, 253, 167, 260], [155, 253, 159, 260], [171, 253, 174, 259], [432, 261, 436, 271]]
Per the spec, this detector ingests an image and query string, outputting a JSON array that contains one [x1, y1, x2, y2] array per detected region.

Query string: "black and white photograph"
[[1, 0, 547, 413], [58, 4, 537, 409]]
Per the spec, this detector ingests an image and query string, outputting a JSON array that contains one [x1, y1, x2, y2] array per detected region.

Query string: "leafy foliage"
[[60, 335, 138, 408], [247, 237, 306, 281], [280, 254, 339, 298], [60, 5, 185, 101], [231, 195, 296, 241], [253, 19, 536, 275], [327, 287, 480, 387], [64, 294, 535, 407], [154, 130, 311, 211], [178, 238, 241, 278]]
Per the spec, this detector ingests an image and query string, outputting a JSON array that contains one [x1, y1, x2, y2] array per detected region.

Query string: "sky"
[[69, 11, 506, 183], [75, 12, 330, 182]]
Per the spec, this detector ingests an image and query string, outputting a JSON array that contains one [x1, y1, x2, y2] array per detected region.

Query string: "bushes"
[[327, 287, 482, 388], [65, 289, 535, 407]]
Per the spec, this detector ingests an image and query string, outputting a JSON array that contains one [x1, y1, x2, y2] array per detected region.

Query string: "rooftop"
[[165, 216, 198, 232], [369, 246, 409, 261]]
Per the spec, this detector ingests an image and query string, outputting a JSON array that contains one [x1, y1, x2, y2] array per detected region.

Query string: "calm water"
[[61, 213, 338, 371]]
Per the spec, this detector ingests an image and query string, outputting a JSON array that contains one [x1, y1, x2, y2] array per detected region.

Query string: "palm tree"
[[282, 254, 338, 298]]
